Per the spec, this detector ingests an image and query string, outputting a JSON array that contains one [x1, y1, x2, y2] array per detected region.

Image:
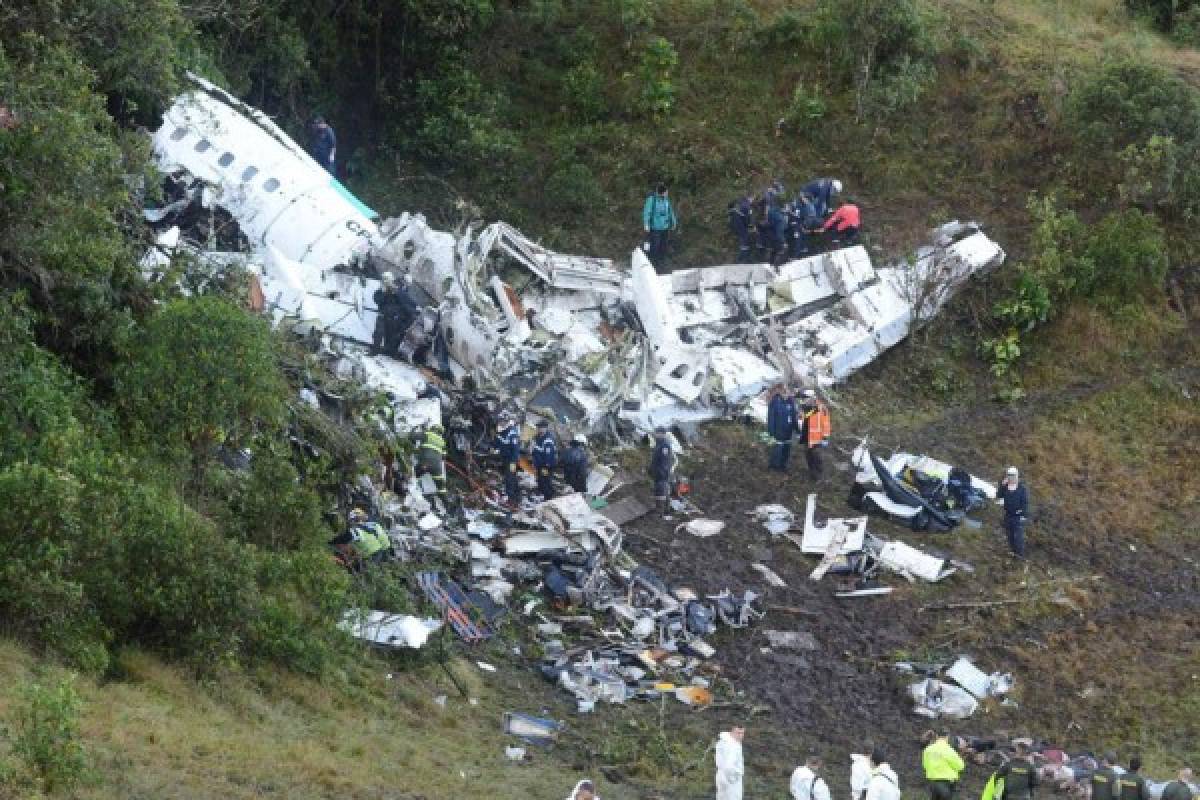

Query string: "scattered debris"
[[849, 441, 996, 532], [339, 610, 443, 649], [900, 656, 1014, 718], [752, 504, 795, 536], [505, 746, 527, 761], [751, 563, 787, 588], [763, 630, 819, 651], [504, 712, 562, 745], [678, 518, 725, 537]]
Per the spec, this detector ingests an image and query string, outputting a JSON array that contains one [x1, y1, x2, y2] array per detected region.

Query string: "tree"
[[116, 296, 286, 464]]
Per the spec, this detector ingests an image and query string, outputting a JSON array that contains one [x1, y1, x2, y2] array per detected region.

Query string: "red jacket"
[[822, 204, 861, 232]]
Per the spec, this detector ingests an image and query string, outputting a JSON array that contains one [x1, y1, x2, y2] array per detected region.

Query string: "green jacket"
[[1116, 773, 1151, 800], [997, 758, 1038, 800], [923, 739, 965, 782], [420, 429, 446, 457], [1091, 768, 1119, 800], [351, 522, 389, 558], [643, 193, 677, 231], [982, 773, 1005, 800]]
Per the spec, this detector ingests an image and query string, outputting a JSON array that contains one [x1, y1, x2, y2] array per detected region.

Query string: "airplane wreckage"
[[143, 73, 1007, 437]]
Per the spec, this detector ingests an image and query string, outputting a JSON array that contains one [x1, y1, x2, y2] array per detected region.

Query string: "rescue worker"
[[792, 756, 832, 800], [995, 466, 1029, 558], [310, 115, 337, 174], [1116, 757, 1151, 800], [1090, 752, 1121, 800], [566, 779, 599, 800], [798, 389, 831, 479], [822, 198, 861, 247], [329, 508, 390, 571], [766, 197, 788, 265], [922, 730, 966, 800], [1161, 769, 1194, 800], [562, 434, 591, 494], [714, 726, 746, 800], [642, 183, 678, 268], [649, 426, 676, 521], [851, 750, 874, 800], [531, 419, 559, 500], [996, 742, 1039, 800], [802, 177, 843, 219], [866, 748, 901, 800], [767, 384, 798, 472], [415, 423, 447, 499], [728, 193, 755, 263], [790, 192, 820, 258], [495, 412, 522, 508], [372, 271, 419, 357]]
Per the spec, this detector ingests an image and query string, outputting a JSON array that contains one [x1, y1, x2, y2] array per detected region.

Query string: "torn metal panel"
[[946, 657, 1013, 699], [480, 222, 624, 294], [153, 73, 379, 271], [877, 540, 956, 582], [801, 493, 867, 555]]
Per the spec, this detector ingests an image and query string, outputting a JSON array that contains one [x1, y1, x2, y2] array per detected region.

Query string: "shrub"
[[1067, 61, 1200, 156], [116, 296, 287, 465], [635, 36, 678, 117], [7, 675, 89, 795], [561, 61, 607, 122], [807, 0, 941, 119], [544, 164, 606, 215], [1173, 6, 1200, 45], [778, 82, 827, 132]]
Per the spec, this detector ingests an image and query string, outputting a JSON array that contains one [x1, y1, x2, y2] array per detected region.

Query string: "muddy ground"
[[492, 304, 1200, 800]]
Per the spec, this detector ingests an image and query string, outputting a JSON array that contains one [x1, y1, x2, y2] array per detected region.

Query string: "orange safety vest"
[[804, 403, 831, 447]]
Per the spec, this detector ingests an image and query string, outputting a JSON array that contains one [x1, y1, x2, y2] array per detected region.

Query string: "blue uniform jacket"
[[767, 394, 798, 441], [802, 178, 836, 217], [649, 437, 674, 481], [532, 432, 558, 469], [495, 425, 521, 463], [997, 483, 1028, 519], [562, 445, 590, 485]]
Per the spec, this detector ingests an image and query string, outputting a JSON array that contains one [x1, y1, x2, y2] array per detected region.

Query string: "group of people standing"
[[729, 177, 861, 266], [493, 411, 592, 510], [767, 385, 832, 478], [640, 176, 862, 270]]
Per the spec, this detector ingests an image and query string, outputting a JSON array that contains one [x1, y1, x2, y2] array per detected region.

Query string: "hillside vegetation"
[[0, 0, 1197, 797]]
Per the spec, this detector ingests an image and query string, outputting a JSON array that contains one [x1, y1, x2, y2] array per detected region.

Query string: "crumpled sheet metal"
[[149, 77, 1007, 437], [152, 73, 379, 272], [910, 678, 979, 719], [801, 493, 866, 555], [339, 610, 442, 649]]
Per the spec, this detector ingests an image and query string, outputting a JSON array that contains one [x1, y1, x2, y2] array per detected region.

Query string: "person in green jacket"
[[996, 743, 1039, 800], [642, 183, 678, 268], [1116, 757, 1152, 800], [1090, 752, 1121, 800], [923, 730, 966, 800]]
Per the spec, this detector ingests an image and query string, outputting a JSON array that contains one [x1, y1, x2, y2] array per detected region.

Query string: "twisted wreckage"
[[141, 76, 1010, 712], [145, 73, 1006, 437]]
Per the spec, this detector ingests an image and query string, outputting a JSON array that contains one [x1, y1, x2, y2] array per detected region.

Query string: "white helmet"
[[832, 179, 843, 194], [380, 271, 396, 287], [573, 433, 587, 445], [1006, 466, 1019, 478]]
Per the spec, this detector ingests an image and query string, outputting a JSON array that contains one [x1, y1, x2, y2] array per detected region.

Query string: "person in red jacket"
[[822, 199, 861, 248]]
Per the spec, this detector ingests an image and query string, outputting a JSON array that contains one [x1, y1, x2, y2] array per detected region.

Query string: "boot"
[[659, 496, 674, 521]]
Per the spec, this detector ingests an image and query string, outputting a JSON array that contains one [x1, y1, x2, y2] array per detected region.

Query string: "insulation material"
[[339, 611, 442, 649], [877, 540, 956, 582]]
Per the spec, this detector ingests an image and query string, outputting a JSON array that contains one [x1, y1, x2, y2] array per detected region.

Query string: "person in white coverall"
[[715, 726, 746, 800], [865, 747, 901, 800], [792, 756, 833, 800], [851, 751, 874, 800], [566, 779, 598, 800]]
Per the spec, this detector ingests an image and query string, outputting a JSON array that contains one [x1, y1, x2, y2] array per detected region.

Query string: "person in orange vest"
[[822, 198, 861, 248], [798, 389, 831, 479]]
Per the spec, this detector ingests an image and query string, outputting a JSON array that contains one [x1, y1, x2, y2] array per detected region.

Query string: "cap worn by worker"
[[832, 179, 843, 194], [801, 389, 816, 398], [1006, 466, 1019, 477], [381, 271, 395, 284], [573, 434, 587, 445]]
